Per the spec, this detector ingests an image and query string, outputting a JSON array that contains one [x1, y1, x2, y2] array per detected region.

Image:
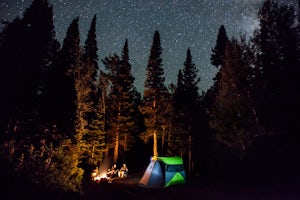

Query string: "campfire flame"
[[91, 157, 110, 182], [93, 171, 107, 181]]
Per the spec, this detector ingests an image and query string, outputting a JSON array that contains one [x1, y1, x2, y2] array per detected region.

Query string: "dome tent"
[[139, 156, 186, 188]]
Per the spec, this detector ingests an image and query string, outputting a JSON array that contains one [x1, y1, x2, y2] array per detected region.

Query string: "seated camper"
[[107, 164, 118, 179], [118, 164, 128, 178]]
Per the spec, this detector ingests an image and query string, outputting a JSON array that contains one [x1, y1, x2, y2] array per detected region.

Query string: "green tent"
[[139, 156, 186, 187]]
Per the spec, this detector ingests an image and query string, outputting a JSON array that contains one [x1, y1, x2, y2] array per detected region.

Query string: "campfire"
[[91, 157, 111, 183], [91, 157, 128, 184], [93, 171, 107, 181], [91, 167, 109, 183]]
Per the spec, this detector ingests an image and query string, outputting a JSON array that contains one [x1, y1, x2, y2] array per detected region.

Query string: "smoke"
[[97, 156, 111, 176]]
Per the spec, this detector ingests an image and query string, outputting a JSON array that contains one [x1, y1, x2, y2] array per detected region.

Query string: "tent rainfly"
[[138, 156, 186, 188]]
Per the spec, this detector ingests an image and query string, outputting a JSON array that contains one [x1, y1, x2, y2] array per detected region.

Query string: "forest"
[[0, 0, 300, 198]]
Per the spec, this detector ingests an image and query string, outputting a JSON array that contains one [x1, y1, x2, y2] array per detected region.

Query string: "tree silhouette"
[[211, 24, 229, 68], [78, 15, 106, 166], [210, 39, 259, 151], [103, 39, 136, 164], [44, 17, 79, 134], [82, 14, 99, 105], [140, 30, 170, 157], [0, 0, 57, 135], [253, 0, 300, 133]]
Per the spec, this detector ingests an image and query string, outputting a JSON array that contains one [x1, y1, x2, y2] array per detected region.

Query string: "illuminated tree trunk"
[[161, 126, 165, 155], [153, 100, 158, 157], [113, 131, 119, 164], [101, 80, 109, 159], [124, 134, 127, 151], [91, 142, 95, 158], [153, 130, 158, 157], [113, 102, 121, 164]]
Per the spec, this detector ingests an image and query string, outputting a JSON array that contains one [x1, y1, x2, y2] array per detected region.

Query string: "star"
[[1, 0, 298, 93]]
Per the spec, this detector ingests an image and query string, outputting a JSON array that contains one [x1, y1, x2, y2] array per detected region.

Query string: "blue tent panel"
[[148, 161, 164, 187]]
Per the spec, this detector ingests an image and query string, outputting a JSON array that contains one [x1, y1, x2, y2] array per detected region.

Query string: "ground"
[[82, 175, 300, 200], [1, 173, 299, 199]]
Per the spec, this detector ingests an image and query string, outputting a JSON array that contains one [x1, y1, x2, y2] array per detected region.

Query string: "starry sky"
[[0, 0, 298, 92]]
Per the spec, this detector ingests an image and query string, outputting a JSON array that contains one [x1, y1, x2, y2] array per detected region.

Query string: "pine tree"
[[43, 17, 80, 135], [209, 25, 229, 114], [81, 102, 106, 166], [97, 70, 110, 159], [182, 48, 201, 161], [169, 70, 188, 156], [182, 48, 200, 120], [140, 30, 169, 157], [0, 1, 84, 192], [82, 14, 99, 104], [118, 39, 137, 157], [78, 15, 106, 166], [173, 70, 185, 112], [0, 0, 57, 135], [253, 0, 300, 133], [209, 39, 256, 151], [170, 49, 200, 155], [103, 54, 121, 164], [103, 39, 136, 164], [211, 24, 229, 68]]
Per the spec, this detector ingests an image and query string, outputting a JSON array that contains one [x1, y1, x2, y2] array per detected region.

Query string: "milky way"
[[0, 0, 298, 92]]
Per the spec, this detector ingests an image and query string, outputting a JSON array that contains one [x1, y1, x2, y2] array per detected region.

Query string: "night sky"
[[0, 0, 298, 92]]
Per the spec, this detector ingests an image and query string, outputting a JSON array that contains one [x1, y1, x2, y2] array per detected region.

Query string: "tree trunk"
[[152, 99, 158, 157], [153, 130, 158, 157], [188, 135, 192, 174], [113, 102, 121, 164], [161, 126, 165, 155], [113, 132, 119, 164]]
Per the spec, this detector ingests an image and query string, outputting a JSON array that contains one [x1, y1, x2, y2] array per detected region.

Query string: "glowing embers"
[[91, 169, 108, 183]]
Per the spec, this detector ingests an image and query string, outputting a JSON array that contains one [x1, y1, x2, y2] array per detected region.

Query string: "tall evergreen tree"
[[103, 39, 136, 164], [82, 14, 99, 104], [169, 70, 188, 157], [182, 48, 201, 121], [43, 17, 80, 134], [170, 48, 201, 157], [182, 48, 201, 171], [173, 70, 185, 112], [97, 70, 110, 160], [140, 30, 169, 157], [78, 15, 106, 166], [0, 2, 85, 193], [0, 0, 57, 134], [253, 0, 300, 133], [21, 0, 57, 102], [119, 39, 137, 156], [209, 25, 229, 115], [211, 24, 229, 68], [210, 39, 257, 151]]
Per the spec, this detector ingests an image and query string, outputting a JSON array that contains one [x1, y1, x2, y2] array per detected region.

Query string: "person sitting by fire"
[[107, 164, 118, 179], [118, 163, 128, 178]]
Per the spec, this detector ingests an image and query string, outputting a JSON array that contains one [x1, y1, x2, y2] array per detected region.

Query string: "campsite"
[[1, 150, 300, 199], [1, 0, 300, 199], [84, 155, 300, 200]]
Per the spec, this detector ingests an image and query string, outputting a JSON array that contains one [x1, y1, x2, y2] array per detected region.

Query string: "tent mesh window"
[[166, 164, 184, 172]]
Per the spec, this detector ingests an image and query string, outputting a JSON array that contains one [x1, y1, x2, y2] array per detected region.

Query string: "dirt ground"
[[83, 175, 300, 200]]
